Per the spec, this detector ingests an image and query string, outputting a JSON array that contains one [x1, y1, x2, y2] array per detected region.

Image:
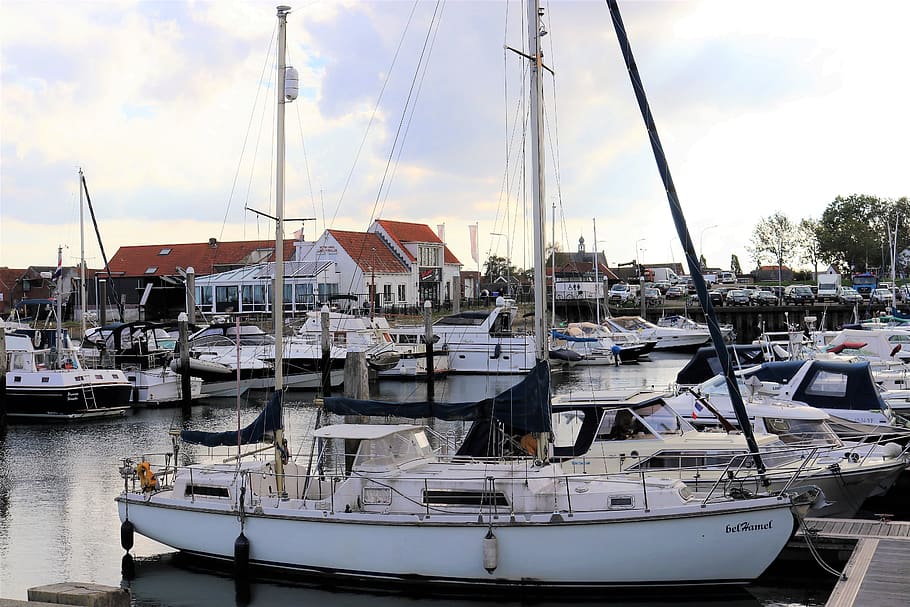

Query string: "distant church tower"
[[577, 235, 586, 253]]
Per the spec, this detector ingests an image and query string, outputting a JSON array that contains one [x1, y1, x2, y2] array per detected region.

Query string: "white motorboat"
[[80, 321, 203, 406], [393, 298, 537, 375], [550, 390, 905, 518], [605, 315, 719, 351], [656, 314, 735, 347], [116, 3, 812, 591], [550, 322, 653, 364]]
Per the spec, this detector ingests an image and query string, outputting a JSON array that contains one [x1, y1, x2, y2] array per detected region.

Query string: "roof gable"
[[374, 219, 461, 265], [328, 230, 409, 274]]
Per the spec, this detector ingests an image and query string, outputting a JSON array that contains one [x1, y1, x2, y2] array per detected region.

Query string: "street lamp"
[[490, 232, 510, 296], [699, 224, 718, 270], [635, 238, 647, 271]]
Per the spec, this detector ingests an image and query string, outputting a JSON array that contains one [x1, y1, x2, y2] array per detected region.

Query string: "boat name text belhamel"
[[725, 520, 773, 534]]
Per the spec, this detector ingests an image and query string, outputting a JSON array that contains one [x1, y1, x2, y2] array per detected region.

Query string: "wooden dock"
[[792, 518, 910, 607]]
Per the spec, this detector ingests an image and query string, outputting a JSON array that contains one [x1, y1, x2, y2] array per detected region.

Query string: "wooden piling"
[[185, 266, 196, 325], [178, 312, 191, 410], [424, 300, 434, 401], [320, 306, 332, 397], [343, 350, 368, 471]]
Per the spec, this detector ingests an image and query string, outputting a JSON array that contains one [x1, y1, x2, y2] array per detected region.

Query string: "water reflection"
[[127, 554, 764, 607]]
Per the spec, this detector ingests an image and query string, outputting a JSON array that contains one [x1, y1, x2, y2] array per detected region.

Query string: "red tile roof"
[[105, 239, 297, 277], [374, 219, 461, 265], [328, 230, 409, 273]]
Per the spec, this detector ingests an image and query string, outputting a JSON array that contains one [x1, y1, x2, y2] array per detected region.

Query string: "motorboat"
[[393, 298, 537, 375], [548, 390, 905, 518], [80, 321, 203, 406], [186, 323, 345, 396], [550, 322, 653, 364], [605, 315, 717, 351], [4, 326, 132, 420], [656, 315, 734, 347]]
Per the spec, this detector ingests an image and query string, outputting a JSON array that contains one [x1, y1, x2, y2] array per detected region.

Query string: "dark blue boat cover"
[[181, 391, 283, 447], [324, 360, 553, 433], [550, 330, 598, 343]]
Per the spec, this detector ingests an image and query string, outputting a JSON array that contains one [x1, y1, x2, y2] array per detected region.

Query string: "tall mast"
[[274, 4, 290, 391], [273, 4, 293, 496], [593, 218, 600, 324], [79, 168, 87, 338], [551, 203, 556, 327], [55, 245, 63, 368], [528, 0, 547, 361]]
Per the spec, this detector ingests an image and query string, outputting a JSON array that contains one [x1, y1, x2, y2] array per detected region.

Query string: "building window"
[[144, 267, 158, 274], [317, 283, 339, 301], [383, 284, 392, 304], [295, 283, 315, 307], [195, 286, 213, 310], [419, 246, 440, 267], [397, 284, 406, 302], [215, 286, 239, 313], [158, 248, 172, 255]]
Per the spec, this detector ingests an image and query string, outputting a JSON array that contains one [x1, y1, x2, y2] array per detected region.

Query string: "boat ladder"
[[82, 384, 99, 410]]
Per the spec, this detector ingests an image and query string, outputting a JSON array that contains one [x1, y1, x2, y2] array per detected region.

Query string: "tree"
[[797, 218, 823, 279], [817, 194, 888, 271], [749, 212, 797, 279], [699, 254, 707, 271], [730, 254, 742, 275]]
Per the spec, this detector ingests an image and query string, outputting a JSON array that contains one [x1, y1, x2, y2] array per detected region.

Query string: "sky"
[[2, 0, 909, 276]]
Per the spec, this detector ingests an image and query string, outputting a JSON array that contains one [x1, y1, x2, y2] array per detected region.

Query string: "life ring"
[[136, 461, 158, 492]]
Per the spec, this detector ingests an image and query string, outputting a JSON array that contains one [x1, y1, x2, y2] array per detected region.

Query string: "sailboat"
[[117, 3, 815, 589]]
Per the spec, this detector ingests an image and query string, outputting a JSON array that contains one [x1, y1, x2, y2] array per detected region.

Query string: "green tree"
[[797, 218, 823, 279], [817, 194, 885, 271], [730, 254, 742, 275], [749, 212, 797, 275]]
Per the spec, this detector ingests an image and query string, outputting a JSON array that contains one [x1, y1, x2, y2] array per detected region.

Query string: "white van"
[[719, 272, 736, 284]]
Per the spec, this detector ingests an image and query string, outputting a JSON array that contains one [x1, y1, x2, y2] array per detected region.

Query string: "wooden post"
[[424, 299, 434, 401], [320, 305, 332, 396], [343, 349, 369, 472], [186, 266, 196, 325], [99, 279, 107, 326], [452, 275, 461, 314], [178, 312, 191, 411], [0, 326, 7, 431]]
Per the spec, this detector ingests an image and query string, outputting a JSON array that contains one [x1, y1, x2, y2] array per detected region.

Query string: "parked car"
[[783, 285, 815, 305], [665, 285, 686, 299], [838, 286, 863, 304], [725, 289, 751, 306], [653, 281, 671, 294], [750, 289, 778, 306], [687, 289, 724, 306], [719, 271, 736, 284], [643, 287, 663, 306], [899, 285, 910, 303], [609, 282, 636, 304], [872, 288, 894, 305]]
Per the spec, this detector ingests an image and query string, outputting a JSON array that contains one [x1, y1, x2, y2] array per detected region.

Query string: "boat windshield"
[[763, 418, 841, 447], [610, 317, 652, 331], [353, 429, 435, 471], [595, 408, 659, 441], [635, 402, 694, 434]]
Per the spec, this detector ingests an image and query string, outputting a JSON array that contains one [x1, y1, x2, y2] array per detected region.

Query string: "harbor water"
[[0, 352, 837, 605]]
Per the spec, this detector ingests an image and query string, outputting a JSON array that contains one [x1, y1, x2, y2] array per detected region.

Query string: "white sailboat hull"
[[118, 495, 794, 587]]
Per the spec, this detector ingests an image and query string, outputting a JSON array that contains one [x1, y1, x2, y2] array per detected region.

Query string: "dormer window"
[[144, 267, 158, 274], [158, 248, 172, 255]]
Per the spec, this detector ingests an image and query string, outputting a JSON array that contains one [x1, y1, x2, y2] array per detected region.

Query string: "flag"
[[437, 223, 445, 243], [469, 223, 479, 264], [691, 400, 705, 419], [52, 248, 63, 280]]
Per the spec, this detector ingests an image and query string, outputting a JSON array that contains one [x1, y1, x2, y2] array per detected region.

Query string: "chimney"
[[208, 237, 218, 248]]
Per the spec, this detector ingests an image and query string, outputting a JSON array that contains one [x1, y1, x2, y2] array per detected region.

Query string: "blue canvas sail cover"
[[181, 391, 284, 447], [324, 359, 552, 433], [550, 329, 598, 343]]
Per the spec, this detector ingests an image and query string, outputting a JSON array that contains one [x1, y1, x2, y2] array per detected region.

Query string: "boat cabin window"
[[552, 410, 586, 447], [354, 430, 434, 471], [489, 312, 512, 337], [763, 418, 841, 446], [595, 409, 657, 441], [435, 312, 487, 326], [803, 370, 848, 398], [634, 402, 692, 434], [190, 335, 236, 348], [627, 450, 744, 470]]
